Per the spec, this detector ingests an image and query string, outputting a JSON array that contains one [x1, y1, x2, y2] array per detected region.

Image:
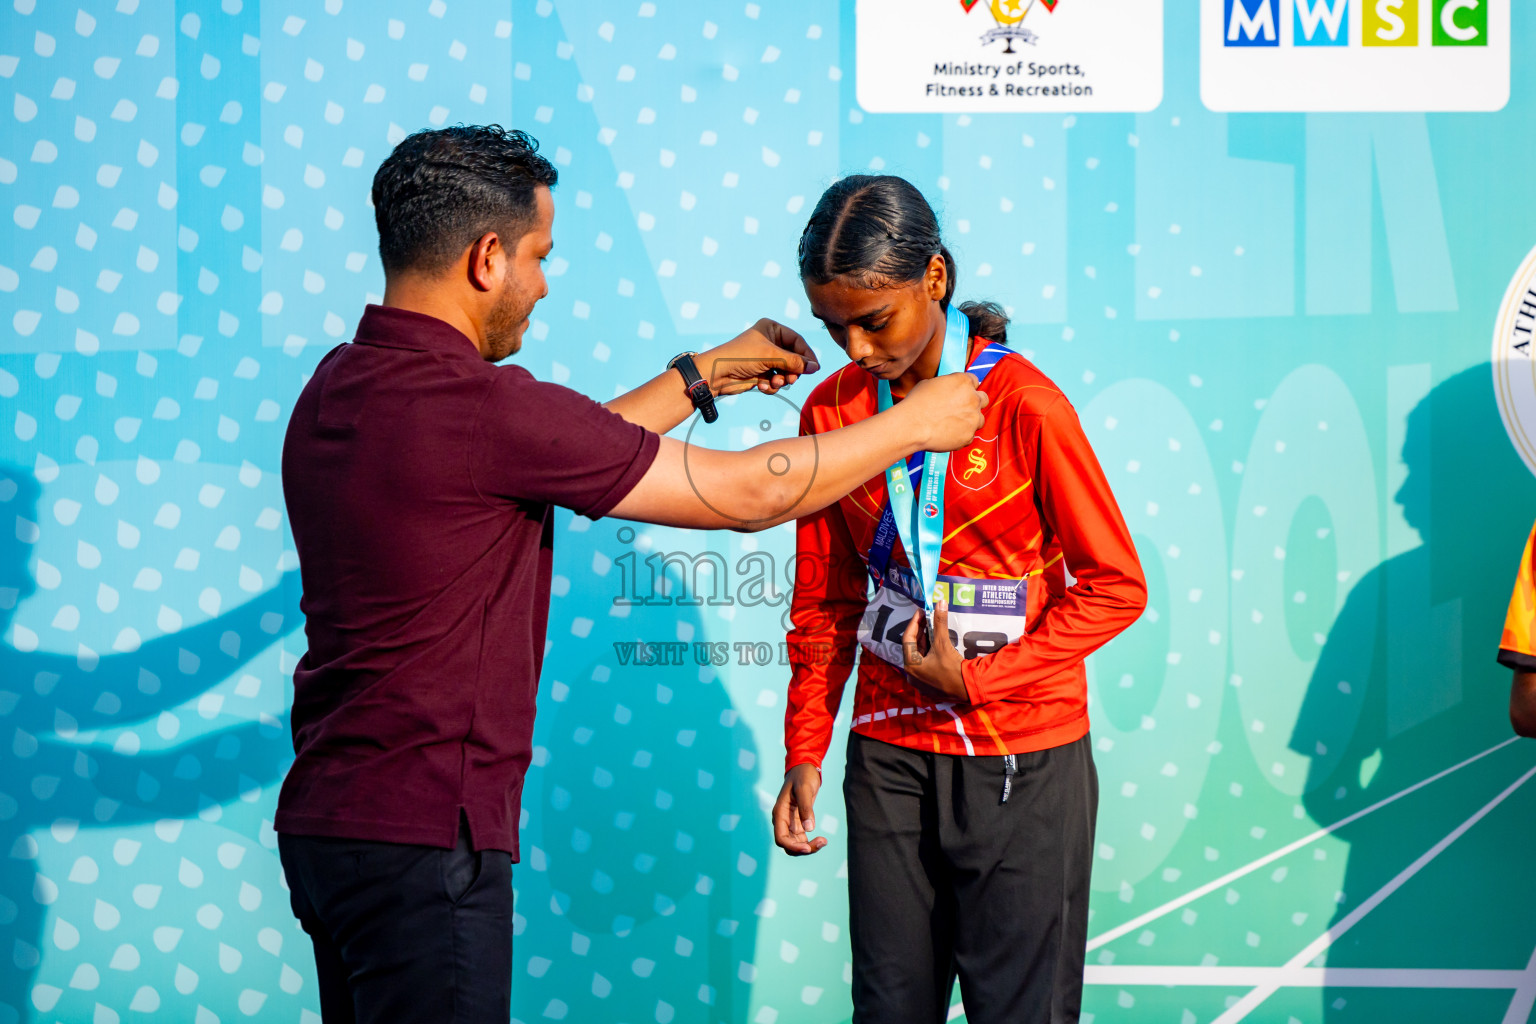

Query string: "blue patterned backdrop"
[[5, 2, 1536, 1023]]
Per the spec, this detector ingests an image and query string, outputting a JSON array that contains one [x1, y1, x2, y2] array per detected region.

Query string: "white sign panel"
[[855, 0, 1164, 114], [1495, 243, 1536, 479], [1201, 0, 1509, 112]]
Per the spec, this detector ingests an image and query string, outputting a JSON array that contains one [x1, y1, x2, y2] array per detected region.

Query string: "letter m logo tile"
[[1225, 0, 1280, 45]]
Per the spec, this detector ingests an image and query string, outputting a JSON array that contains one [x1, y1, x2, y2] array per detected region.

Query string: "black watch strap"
[[668, 352, 719, 423]]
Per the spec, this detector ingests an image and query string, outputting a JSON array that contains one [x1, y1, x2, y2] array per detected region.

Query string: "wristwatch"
[[668, 351, 719, 423]]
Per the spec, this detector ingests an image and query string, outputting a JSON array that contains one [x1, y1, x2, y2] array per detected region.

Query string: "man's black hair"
[[371, 125, 558, 275]]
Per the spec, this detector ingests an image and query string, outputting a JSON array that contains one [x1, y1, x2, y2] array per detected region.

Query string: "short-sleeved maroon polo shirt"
[[276, 305, 659, 856]]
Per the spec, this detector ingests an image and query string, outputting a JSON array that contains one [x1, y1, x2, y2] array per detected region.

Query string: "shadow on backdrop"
[[1291, 365, 1536, 1023], [519, 522, 769, 1024], [0, 465, 300, 1024]]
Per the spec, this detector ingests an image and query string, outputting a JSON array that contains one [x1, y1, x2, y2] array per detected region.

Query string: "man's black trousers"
[[278, 815, 513, 1024], [843, 731, 1098, 1024]]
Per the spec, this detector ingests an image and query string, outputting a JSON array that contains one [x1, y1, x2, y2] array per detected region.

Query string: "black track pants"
[[844, 731, 1098, 1024]]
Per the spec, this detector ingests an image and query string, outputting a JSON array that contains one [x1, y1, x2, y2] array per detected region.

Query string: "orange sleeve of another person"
[[1499, 521, 1536, 672]]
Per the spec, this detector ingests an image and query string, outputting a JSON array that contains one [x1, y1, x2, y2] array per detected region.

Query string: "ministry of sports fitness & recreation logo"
[[958, 0, 1061, 52], [855, 0, 1161, 114], [1494, 243, 1536, 478]]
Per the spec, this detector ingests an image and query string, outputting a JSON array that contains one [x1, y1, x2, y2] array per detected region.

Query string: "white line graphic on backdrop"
[[945, 740, 1528, 1023], [1500, 942, 1536, 1024], [1085, 737, 1520, 951], [963, 961, 1536, 1020], [1499, 945, 1536, 1024], [1087, 965, 1528, 988], [1212, 763, 1536, 1022]]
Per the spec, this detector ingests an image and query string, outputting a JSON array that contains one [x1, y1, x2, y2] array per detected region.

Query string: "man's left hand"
[[701, 318, 820, 397], [901, 601, 970, 702]]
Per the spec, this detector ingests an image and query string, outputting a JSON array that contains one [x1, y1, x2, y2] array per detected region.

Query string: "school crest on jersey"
[[951, 434, 999, 491]]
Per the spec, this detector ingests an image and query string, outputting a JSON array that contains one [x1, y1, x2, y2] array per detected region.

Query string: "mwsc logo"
[[1223, 0, 1487, 48], [1201, 0, 1506, 110]]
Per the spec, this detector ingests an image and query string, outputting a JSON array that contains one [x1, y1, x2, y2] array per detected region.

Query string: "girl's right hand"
[[772, 763, 828, 856], [903, 371, 989, 452]]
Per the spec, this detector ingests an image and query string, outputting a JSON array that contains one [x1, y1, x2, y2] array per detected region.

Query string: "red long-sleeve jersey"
[[784, 337, 1148, 769]]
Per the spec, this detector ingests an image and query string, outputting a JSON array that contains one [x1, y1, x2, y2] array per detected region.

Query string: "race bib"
[[857, 569, 1028, 670]]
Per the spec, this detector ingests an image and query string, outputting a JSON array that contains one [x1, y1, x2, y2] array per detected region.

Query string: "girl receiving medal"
[[772, 175, 1147, 1024]]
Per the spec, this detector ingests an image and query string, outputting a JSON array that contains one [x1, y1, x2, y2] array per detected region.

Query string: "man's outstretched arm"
[[608, 371, 987, 532], [603, 318, 819, 435]]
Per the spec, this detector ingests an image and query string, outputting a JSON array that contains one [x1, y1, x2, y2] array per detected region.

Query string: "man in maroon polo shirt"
[[276, 125, 987, 1023]]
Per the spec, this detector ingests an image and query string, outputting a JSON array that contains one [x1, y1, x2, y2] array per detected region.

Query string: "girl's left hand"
[[901, 601, 969, 702]]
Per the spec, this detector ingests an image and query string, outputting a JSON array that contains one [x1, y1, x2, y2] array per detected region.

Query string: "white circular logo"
[[1494, 243, 1536, 478]]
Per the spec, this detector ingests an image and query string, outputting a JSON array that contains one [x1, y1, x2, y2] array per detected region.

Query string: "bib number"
[[857, 573, 1027, 670]]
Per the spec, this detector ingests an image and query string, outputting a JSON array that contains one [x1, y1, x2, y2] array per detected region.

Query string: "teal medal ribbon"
[[874, 303, 974, 628]]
